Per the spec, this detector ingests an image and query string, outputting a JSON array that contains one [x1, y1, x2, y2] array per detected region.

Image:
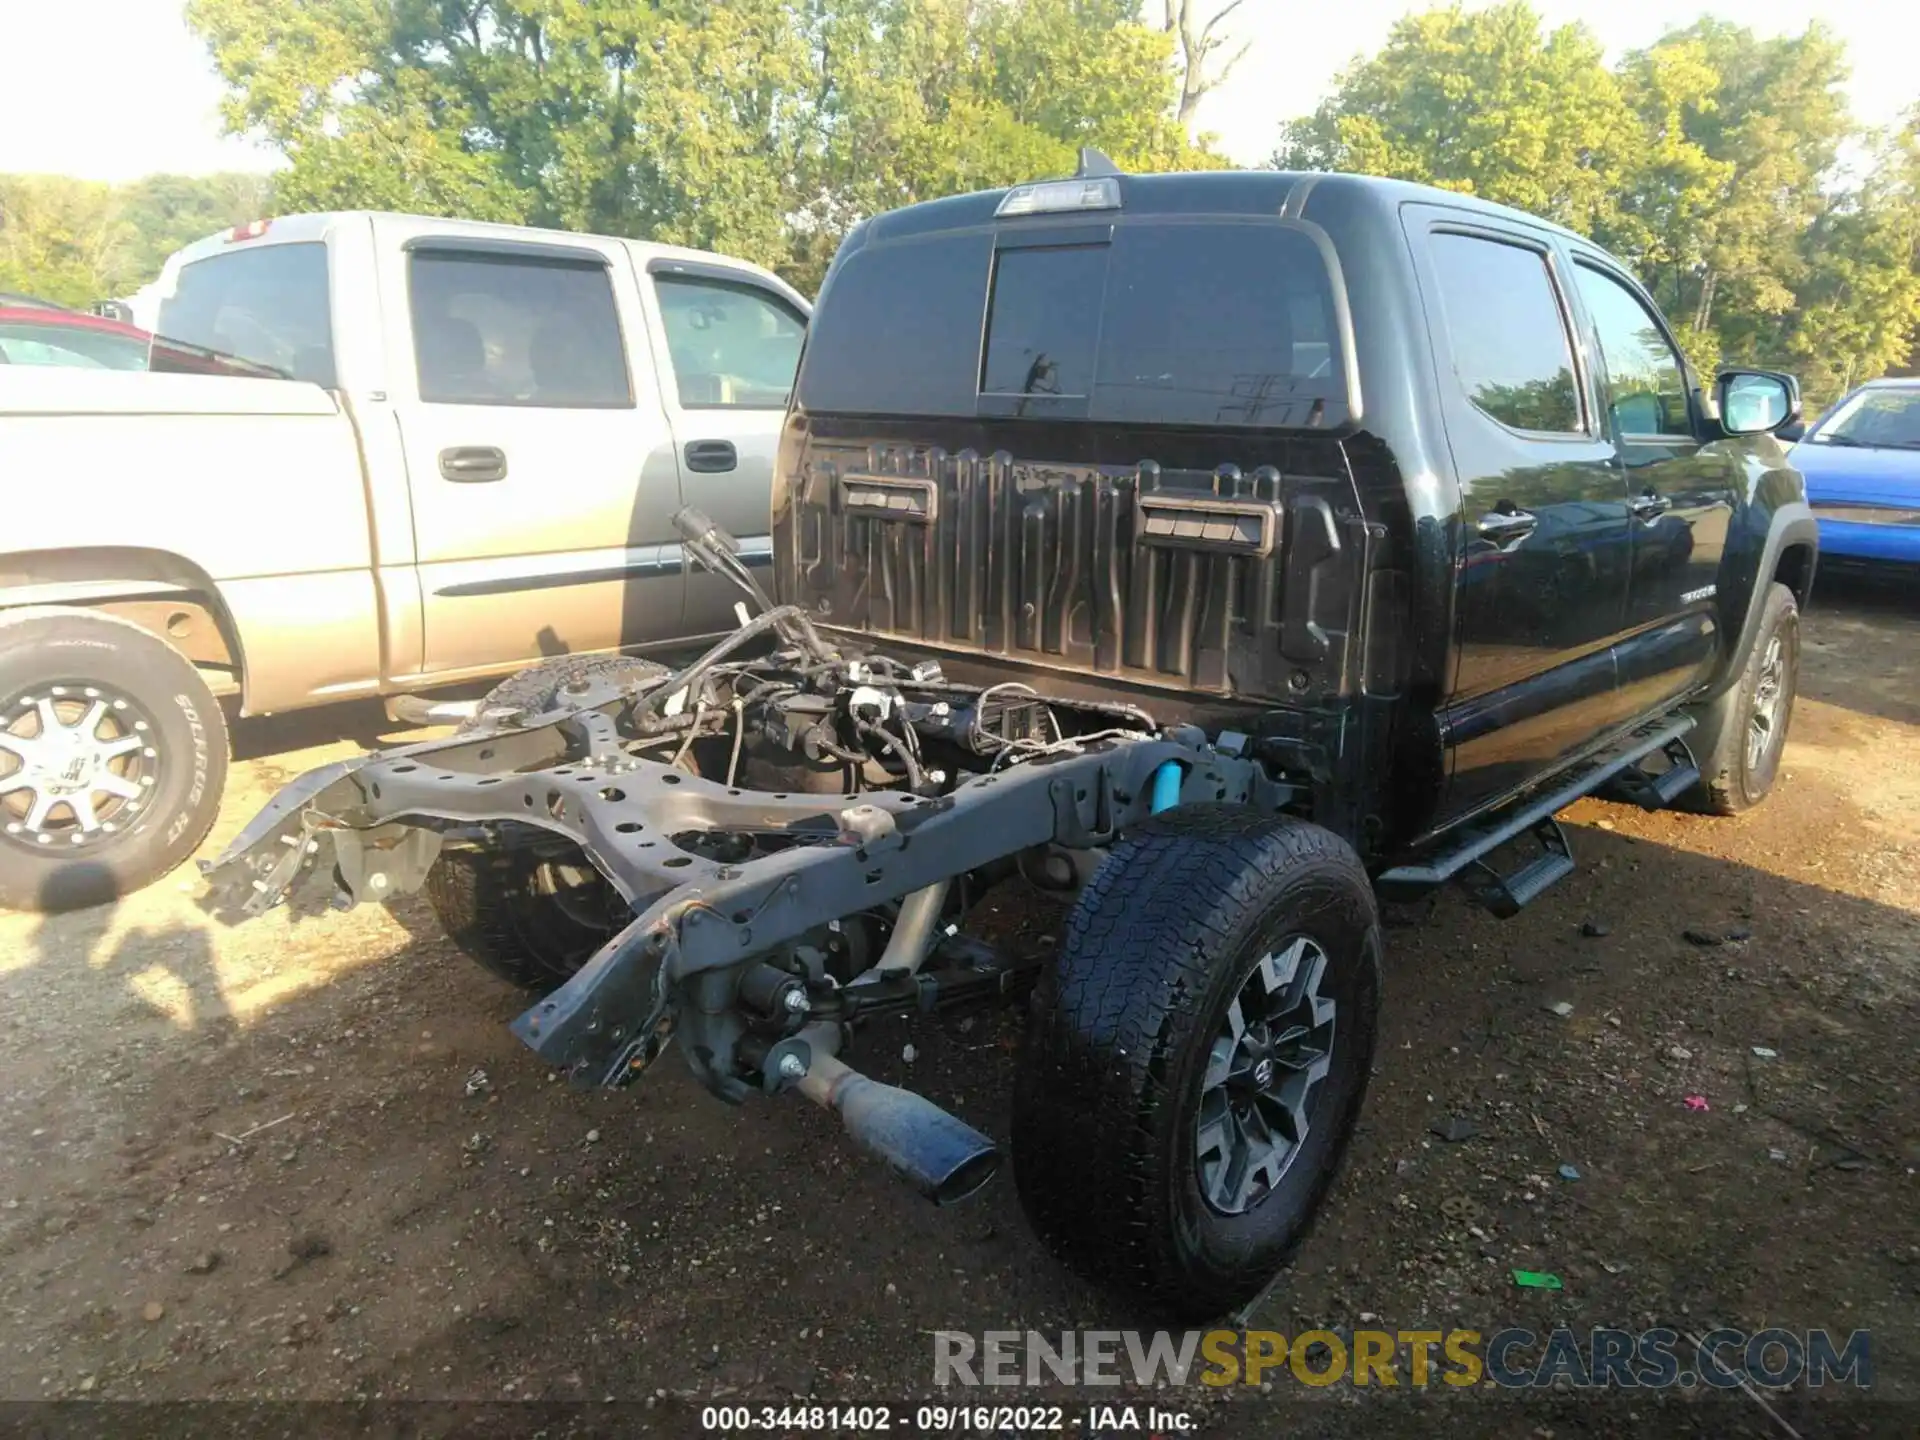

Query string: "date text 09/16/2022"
[[699, 1403, 1191, 1433]]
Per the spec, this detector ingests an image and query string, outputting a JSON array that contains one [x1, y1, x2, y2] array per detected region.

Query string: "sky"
[[0, 0, 1912, 183]]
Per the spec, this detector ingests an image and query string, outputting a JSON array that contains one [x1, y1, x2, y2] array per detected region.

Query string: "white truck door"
[[640, 260, 808, 633], [379, 223, 686, 678]]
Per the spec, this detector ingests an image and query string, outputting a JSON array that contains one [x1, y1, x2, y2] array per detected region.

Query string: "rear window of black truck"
[[800, 219, 1346, 427]]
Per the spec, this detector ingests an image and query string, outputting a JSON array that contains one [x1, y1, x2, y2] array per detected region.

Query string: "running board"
[[1600, 735, 1701, 810], [1377, 713, 1698, 915]]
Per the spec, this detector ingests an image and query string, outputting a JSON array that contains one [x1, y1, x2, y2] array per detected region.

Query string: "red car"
[[0, 293, 282, 377]]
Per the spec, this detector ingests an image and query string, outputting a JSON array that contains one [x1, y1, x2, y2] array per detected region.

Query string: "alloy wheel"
[[1195, 936, 1338, 1216], [0, 683, 160, 853]]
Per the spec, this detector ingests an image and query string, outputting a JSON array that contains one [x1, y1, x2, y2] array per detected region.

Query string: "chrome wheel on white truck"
[[0, 608, 227, 912]]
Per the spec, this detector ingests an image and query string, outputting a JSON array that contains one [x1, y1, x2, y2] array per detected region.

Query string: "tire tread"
[[1012, 805, 1379, 1319]]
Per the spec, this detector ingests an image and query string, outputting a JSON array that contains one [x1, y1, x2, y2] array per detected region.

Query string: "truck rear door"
[[375, 219, 686, 678], [636, 258, 808, 633], [1403, 209, 1639, 818]]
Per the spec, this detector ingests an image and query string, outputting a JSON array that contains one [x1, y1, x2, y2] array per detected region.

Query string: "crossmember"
[[201, 675, 1276, 1090]]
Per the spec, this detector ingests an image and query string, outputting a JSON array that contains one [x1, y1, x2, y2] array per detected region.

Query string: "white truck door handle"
[[440, 446, 508, 483]]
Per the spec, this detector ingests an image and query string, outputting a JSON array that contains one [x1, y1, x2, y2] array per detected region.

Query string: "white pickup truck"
[[0, 211, 810, 912]]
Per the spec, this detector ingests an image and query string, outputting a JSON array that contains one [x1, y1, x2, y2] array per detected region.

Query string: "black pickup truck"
[[204, 156, 1816, 1320]]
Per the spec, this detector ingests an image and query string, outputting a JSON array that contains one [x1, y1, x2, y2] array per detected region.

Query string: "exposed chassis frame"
[[201, 675, 1281, 1094]]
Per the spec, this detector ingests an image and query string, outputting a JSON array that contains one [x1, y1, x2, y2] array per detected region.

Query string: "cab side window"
[[654, 276, 806, 409], [1427, 231, 1582, 436], [1573, 264, 1691, 439], [409, 250, 632, 408]]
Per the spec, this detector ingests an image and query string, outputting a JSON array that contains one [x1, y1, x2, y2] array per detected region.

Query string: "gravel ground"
[[1, 577, 1915, 1439]]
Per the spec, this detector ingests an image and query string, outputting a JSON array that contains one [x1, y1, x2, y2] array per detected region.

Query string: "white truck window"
[[409, 252, 632, 409], [154, 242, 336, 386], [654, 276, 804, 410]]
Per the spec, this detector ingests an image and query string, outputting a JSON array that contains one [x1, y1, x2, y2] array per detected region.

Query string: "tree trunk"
[[1161, 0, 1251, 132]]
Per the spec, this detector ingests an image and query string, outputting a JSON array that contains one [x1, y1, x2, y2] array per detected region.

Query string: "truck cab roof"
[[156, 212, 806, 314], [848, 168, 1589, 251]]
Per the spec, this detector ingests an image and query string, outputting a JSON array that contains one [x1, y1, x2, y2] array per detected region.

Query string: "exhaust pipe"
[[794, 1042, 999, 1206]]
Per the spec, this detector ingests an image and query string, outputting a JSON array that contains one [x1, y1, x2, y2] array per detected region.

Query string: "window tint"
[[799, 222, 1343, 424], [0, 323, 149, 370], [655, 276, 806, 409], [409, 251, 630, 408], [799, 232, 992, 417], [1095, 223, 1338, 426], [981, 246, 1104, 399], [1573, 264, 1690, 437], [1428, 233, 1580, 435], [155, 242, 335, 385]]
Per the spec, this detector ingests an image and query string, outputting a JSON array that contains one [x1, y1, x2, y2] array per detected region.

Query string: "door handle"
[[1629, 492, 1673, 520], [683, 440, 738, 474], [439, 445, 507, 483], [1476, 507, 1539, 539]]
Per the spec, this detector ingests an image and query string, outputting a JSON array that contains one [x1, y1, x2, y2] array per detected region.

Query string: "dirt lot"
[[2, 578, 1916, 1438]]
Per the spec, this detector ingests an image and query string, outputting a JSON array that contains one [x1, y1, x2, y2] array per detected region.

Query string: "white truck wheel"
[[0, 608, 228, 912]]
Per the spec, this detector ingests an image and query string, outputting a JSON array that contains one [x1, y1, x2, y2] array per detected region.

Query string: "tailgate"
[[774, 426, 1374, 707]]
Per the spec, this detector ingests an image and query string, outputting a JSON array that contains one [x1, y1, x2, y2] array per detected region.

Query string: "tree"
[[1153, 0, 1252, 128], [1783, 114, 1920, 401], [188, 0, 1219, 295], [115, 172, 275, 280], [1274, 3, 1642, 241], [0, 176, 131, 306], [1619, 21, 1853, 364], [1276, 6, 1919, 406], [0, 172, 267, 306]]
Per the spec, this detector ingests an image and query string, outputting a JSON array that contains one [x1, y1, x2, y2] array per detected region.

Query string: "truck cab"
[[774, 165, 1817, 862], [148, 212, 809, 683], [0, 212, 808, 912]]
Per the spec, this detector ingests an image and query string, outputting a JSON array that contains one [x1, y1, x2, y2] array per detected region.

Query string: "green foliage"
[[1278, 5, 1920, 406], [0, 176, 126, 306], [188, 0, 1220, 295], [0, 172, 269, 306], [1276, 3, 1642, 238]]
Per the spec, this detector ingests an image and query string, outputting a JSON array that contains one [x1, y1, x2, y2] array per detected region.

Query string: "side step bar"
[[1601, 735, 1701, 811], [1461, 817, 1574, 920], [1377, 713, 1698, 915]]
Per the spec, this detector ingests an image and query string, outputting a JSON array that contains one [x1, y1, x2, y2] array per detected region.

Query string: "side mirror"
[[1715, 368, 1802, 437]]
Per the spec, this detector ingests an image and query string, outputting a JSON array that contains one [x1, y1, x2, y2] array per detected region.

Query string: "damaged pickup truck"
[[204, 159, 1817, 1320]]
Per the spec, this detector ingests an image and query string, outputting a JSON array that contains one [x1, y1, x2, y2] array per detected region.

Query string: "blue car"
[[1789, 377, 1920, 568]]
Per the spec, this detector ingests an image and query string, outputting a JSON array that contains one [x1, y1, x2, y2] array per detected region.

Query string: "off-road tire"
[[0, 607, 228, 913], [423, 654, 668, 992], [1686, 582, 1800, 815], [1011, 805, 1382, 1321]]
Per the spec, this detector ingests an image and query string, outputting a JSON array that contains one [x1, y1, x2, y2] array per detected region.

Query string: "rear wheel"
[[425, 847, 631, 993], [0, 608, 227, 913], [422, 654, 668, 992], [1011, 806, 1381, 1321], [1688, 582, 1800, 815]]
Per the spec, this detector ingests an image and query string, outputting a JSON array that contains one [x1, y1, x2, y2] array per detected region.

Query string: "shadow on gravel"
[[226, 697, 449, 765], [1, 582, 1913, 1435], [1, 827, 1913, 1440]]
